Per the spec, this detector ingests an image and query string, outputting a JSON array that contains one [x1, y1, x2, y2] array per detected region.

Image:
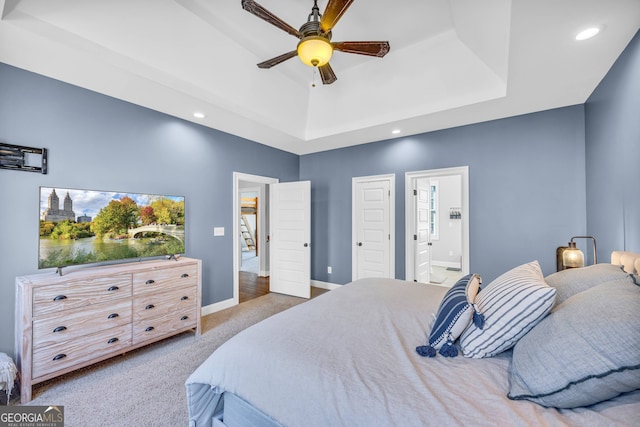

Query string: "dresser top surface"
[[17, 257, 200, 287]]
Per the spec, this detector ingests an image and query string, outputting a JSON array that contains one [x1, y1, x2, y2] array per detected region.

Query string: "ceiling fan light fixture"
[[297, 36, 333, 67]]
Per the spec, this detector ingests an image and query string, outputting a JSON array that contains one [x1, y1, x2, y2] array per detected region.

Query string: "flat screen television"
[[39, 187, 185, 270]]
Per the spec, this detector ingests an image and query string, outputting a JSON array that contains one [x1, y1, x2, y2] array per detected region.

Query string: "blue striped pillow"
[[460, 261, 556, 358], [417, 274, 482, 358]]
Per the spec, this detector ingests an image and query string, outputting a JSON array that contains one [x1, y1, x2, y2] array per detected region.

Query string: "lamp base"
[[556, 246, 568, 272]]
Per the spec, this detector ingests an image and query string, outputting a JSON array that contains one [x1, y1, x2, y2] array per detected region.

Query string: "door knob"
[[304, 243, 309, 247], [357, 242, 363, 246]]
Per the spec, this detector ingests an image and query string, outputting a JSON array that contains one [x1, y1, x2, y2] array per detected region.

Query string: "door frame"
[[352, 174, 395, 281], [405, 166, 469, 282], [233, 172, 278, 305]]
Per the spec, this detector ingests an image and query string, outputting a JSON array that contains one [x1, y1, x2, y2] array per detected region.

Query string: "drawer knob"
[[145, 304, 155, 310], [181, 296, 189, 301], [52, 326, 67, 333], [181, 273, 189, 278], [53, 353, 67, 361], [107, 338, 119, 344], [53, 295, 67, 301], [145, 279, 155, 285], [145, 326, 154, 332], [107, 286, 120, 292], [181, 315, 189, 321], [108, 313, 119, 319]]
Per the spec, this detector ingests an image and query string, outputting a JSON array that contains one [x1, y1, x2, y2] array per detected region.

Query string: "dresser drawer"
[[33, 274, 132, 317], [32, 323, 132, 380], [133, 264, 197, 296], [132, 307, 197, 345], [133, 285, 196, 322], [33, 299, 132, 351]]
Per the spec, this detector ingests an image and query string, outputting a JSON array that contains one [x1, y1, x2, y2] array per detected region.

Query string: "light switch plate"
[[214, 227, 225, 236]]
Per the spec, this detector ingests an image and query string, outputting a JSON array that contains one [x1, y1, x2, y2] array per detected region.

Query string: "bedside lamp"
[[560, 236, 597, 269], [563, 241, 584, 268]]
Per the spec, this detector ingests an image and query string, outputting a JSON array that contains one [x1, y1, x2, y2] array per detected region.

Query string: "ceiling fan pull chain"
[[312, 67, 317, 88]]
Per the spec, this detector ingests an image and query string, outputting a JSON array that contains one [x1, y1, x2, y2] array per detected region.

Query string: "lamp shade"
[[297, 36, 333, 67], [562, 242, 584, 268]]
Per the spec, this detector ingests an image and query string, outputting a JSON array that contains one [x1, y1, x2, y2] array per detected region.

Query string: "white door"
[[269, 181, 311, 299], [415, 178, 431, 283], [352, 176, 394, 280]]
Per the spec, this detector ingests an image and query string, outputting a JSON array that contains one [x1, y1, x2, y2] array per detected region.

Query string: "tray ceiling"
[[1, 0, 639, 154]]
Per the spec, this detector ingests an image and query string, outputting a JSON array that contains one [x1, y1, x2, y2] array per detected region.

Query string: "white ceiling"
[[1, 0, 639, 155]]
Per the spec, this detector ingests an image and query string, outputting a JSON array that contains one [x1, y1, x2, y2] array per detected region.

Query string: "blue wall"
[[301, 106, 587, 285], [585, 30, 640, 258], [1, 30, 638, 356], [0, 63, 299, 355]]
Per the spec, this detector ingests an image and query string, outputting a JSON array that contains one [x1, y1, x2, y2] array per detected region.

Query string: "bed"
[[186, 251, 640, 426]]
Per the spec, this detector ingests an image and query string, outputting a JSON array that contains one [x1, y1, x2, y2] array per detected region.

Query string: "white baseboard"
[[201, 298, 237, 316], [432, 260, 462, 269], [312, 280, 341, 290]]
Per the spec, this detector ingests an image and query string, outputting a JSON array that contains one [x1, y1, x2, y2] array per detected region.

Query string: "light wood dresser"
[[15, 257, 201, 403]]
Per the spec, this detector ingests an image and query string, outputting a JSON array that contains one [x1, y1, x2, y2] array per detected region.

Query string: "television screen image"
[[39, 187, 185, 269]]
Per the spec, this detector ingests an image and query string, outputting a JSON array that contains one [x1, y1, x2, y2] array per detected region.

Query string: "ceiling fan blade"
[[241, 0, 301, 38], [332, 41, 391, 57], [257, 50, 298, 69], [318, 63, 337, 85], [320, 0, 355, 33]]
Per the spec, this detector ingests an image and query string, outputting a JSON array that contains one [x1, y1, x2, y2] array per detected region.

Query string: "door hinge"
[[413, 234, 417, 241], [389, 234, 391, 240], [413, 189, 417, 196]]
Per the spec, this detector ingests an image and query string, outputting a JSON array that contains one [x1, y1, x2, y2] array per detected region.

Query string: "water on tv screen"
[[39, 187, 185, 269]]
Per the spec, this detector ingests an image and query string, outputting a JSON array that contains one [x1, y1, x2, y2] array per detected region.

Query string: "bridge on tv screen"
[[128, 224, 184, 243]]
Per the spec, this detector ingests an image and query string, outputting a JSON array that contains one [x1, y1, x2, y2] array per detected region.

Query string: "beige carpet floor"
[[17, 289, 326, 426]]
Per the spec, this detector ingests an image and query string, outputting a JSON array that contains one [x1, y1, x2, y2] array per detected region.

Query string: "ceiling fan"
[[241, 0, 390, 85]]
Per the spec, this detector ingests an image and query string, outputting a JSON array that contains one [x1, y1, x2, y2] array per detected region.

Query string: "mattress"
[[186, 277, 640, 427]]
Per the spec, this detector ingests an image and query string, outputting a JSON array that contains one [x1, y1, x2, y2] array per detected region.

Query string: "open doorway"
[[239, 187, 266, 302], [233, 173, 278, 304], [239, 188, 259, 274], [405, 166, 469, 287]]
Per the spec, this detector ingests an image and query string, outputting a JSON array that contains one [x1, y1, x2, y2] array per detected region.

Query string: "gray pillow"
[[544, 263, 629, 306], [507, 276, 640, 408]]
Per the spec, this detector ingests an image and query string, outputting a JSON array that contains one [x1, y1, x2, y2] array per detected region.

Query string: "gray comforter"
[[186, 278, 640, 427]]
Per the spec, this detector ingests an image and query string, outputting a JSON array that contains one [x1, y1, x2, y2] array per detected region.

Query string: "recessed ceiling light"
[[193, 112, 205, 119], [392, 129, 401, 135], [576, 27, 600, 41]]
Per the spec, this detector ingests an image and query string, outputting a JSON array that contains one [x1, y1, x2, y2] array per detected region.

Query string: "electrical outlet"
[[327, 266, 332, 274]]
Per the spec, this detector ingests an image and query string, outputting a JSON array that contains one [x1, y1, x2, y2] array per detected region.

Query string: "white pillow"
[[459, 261, 556, 358]]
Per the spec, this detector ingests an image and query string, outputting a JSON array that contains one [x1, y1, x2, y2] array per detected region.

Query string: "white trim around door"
[[233, 172, 278, 305], [405, 166, 469, 283]]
